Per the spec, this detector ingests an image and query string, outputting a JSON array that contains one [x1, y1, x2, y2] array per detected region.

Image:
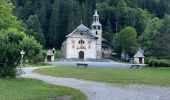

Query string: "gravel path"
[[21, 67, 170, 100]]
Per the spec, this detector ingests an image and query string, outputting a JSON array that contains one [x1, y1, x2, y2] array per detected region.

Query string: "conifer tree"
[[103, 19, 113, 42], [26, 15, 45, 45]]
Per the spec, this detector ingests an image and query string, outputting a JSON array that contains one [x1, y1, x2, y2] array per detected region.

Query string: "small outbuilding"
[[133, 51, 145, 64], [45, 49, 55, 62]]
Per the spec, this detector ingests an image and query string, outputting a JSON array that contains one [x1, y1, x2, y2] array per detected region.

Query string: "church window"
[[96, 31, 98, 35], [94, 26, 96, 29], [72, 45, 75, 48], [89, 45, 91, 49], [94, 17, 96, 21], [79, 39, 85, 44], [80, 33, 83, 35], [98, 26, 100, 29]]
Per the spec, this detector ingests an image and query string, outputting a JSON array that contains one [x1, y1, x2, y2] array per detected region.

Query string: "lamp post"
[[20, 49, 25, 76]]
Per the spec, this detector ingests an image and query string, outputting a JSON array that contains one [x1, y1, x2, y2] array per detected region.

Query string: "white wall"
[[91, 29, 102, 59], [66, 33, 97, 59], [134, 57, 145, 64]]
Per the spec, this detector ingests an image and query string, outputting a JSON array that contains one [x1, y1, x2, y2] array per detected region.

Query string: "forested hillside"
[[12, 0, 170, 57]]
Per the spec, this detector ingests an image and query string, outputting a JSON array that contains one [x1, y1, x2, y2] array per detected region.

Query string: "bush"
[[0, 28, 43, 78], [55, 49, 61, 59], [146, 57, 170, 67], [32, 50, 46, 63], [160, 56, 170, 60]]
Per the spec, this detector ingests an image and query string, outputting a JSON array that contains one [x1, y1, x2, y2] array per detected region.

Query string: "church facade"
[[61, 10, 112, 60]]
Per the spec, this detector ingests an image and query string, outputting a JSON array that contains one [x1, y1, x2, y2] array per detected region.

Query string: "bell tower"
[[91, 10, 102, 59]]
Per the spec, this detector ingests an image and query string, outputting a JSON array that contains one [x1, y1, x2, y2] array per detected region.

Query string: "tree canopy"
[[11, 0, 170, 58], [0, 0, 44, 77], [115, 26, 139, 56], [13, 0, 169, 48]]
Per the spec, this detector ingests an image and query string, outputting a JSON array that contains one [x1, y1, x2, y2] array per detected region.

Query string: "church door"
[[79, 51, 84, 59]]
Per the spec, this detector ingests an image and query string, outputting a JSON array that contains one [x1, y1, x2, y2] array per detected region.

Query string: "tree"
[[37, 0, 53, 40], [12, 0, 170, 49], [20, 1, 34, 20], [0, 28, 43, 77], [140, 15, 170, 57], [103, 19, 113, 42], [115, 26, 139, 56], [25, 15, 45, 45], [113, 0, 127, 33], [0, 0, 20, 30], [139, 17, 163, 56], [0, 0, 43, 77], [48, 0, 72, 48], [157, 15, 170, 56]]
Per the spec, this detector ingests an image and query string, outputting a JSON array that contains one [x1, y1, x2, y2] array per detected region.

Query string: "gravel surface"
[[21, 67, 170, 100]]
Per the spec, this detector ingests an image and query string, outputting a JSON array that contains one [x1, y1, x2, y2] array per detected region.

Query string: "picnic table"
[[77, 63, 88, 68], [130, 64, 140, 69]]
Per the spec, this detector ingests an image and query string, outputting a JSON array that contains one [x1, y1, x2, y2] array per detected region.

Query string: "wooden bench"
[[130, 64, 140, 69], [77, 63, 88, 68]]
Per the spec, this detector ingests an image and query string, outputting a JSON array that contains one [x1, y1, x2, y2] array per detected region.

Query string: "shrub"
[[32, 50, 47, 63], [0, 28, 43, 78], [146, 57, 170, 67]]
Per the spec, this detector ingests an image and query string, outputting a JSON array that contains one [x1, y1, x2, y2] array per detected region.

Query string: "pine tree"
[[26, 15, 45, 45], [103, 19, 113, 42], [20, 1, 34, 20]]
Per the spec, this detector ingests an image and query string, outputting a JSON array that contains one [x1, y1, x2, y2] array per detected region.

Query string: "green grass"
[[0, 78, 86, 100], [25, 62, 51, 67], [35, 67, 170, 86], [55, 49, 61, 59]]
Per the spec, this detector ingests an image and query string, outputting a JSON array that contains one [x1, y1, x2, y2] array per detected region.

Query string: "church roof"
[[66, 23, 96, 38], [133, 51, 145, 58], [93, 10, 99, 16], [102, 38, 113, 47], [76, 23, 90, 31], [91, 21, 101, 26], [47, 49, 54, 56]]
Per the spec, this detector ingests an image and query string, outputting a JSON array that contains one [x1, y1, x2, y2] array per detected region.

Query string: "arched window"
[[96, 31, 98, 35], [79, 39, 85, 44], [98, 26, 100, 29], [94, 26, 96, 29]]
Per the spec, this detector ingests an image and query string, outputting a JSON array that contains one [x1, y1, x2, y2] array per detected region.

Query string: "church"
[[61, 10, 112, 60]]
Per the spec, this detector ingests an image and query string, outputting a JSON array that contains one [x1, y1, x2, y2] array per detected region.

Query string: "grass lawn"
[[0, 78, 86, 100], [25, 62, 51, 67], [35, 67, 170, 86]]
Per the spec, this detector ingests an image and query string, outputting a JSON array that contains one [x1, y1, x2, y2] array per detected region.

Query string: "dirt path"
[[21, 67, 170, 100]]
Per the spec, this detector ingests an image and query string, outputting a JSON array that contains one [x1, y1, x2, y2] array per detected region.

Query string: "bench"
[[130, 64, 140, 69], [77, 63, 88, 68]]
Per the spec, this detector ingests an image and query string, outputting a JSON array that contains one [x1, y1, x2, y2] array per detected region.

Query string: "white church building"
[[61, 10, 112, 60]]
